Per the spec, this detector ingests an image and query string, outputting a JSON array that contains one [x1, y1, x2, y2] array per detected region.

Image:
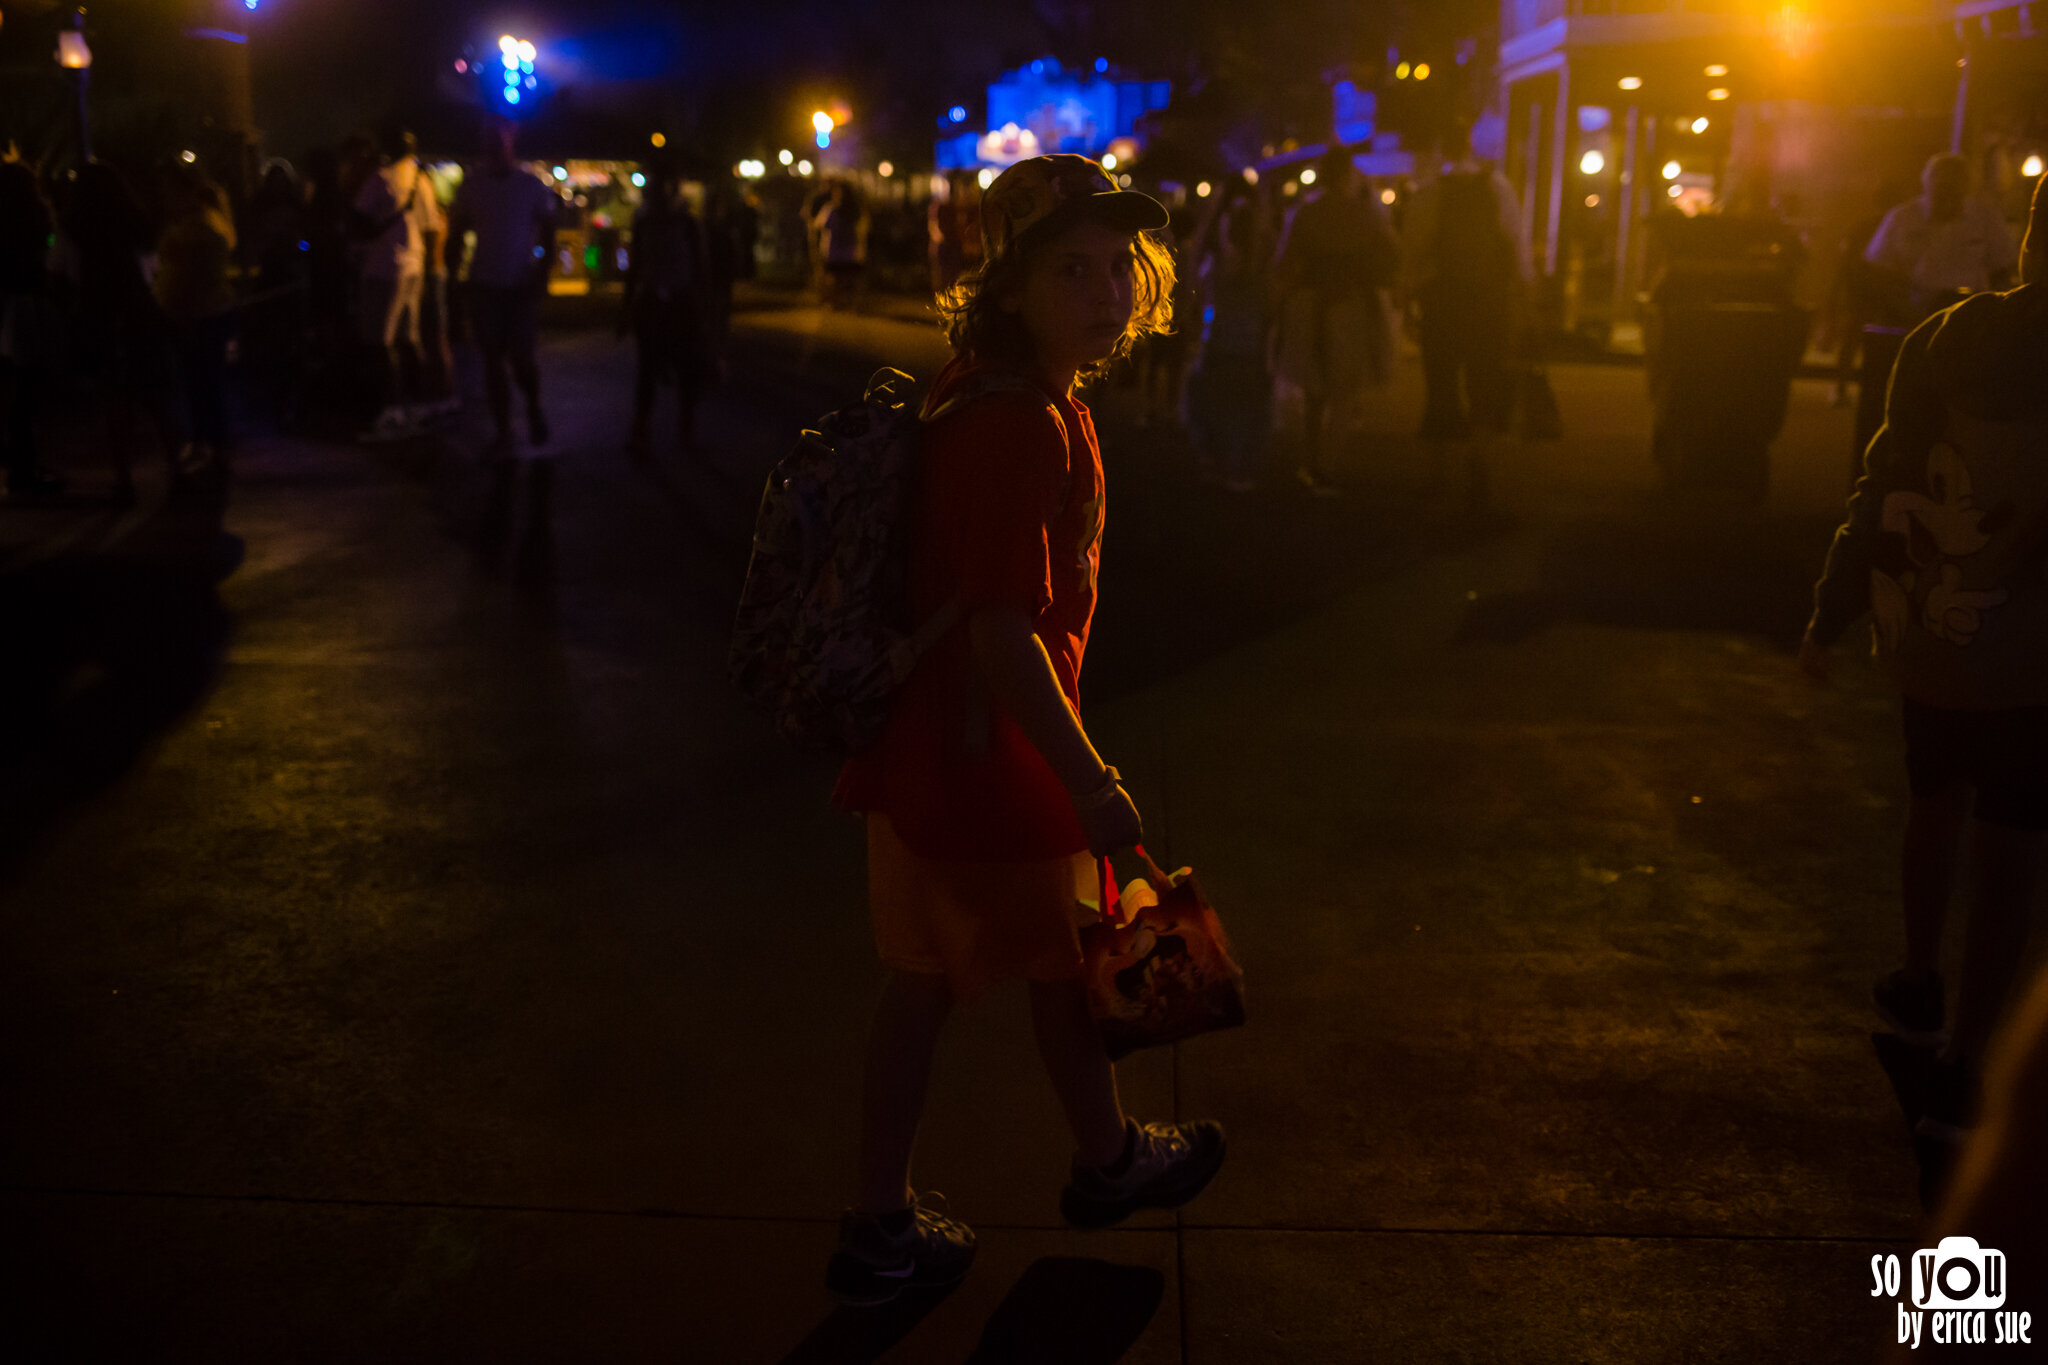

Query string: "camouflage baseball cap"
[[980, 153, 1169, 263]]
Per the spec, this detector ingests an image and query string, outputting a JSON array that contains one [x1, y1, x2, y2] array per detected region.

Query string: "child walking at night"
[[825, 154, 1227, 1306], [1804, 174, 2048, 1166]]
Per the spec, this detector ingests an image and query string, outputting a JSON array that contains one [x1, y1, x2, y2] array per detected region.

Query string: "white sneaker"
[[358, 406, 419, 443]]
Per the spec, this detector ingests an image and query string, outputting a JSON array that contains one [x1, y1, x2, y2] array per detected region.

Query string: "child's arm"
[[969, 607, 1143, 857]]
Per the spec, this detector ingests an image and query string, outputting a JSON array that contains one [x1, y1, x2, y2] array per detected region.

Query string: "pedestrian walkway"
[[0, 308, 1934, 1362]]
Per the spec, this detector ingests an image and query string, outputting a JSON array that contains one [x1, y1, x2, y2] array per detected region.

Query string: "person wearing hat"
[[826, 154, 1228, 1305]]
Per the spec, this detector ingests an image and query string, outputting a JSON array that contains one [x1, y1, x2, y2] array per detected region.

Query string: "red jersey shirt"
[[833, 356, 1106, 861]]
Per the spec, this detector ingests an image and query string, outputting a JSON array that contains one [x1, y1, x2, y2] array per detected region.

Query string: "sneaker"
[[824, 1194, 975, 1308], [1294, 466, 1341, 498], [1060, 1118, 1227, 1229], [1874, 969, 1946, 1048], [357, 405, 418, 443]]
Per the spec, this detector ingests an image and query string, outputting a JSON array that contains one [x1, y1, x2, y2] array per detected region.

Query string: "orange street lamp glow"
[[1662, 160, 1682, 179], [1707, 88, 1731, 101], [1580, 149, 1606, 175], [1618, 76, 1643, 91], [1705, 64, 1729, 77], [1692, 117, 1710, 134], [1413, 63, 1430, 81], [1395, 62, 1411, 79], [651, 132, 667, 148], [2026, 155, 2045, 179]]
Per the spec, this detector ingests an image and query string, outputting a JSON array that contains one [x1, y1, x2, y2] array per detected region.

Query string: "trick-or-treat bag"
[[1082, 845, 1245, 1061]]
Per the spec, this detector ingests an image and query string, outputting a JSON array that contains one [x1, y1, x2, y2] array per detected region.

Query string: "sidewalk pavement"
[[0, 309, 1946, 1362]]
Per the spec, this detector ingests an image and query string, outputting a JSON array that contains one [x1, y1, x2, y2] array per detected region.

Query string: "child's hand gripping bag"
[[1082, 846, 1245, 1061]]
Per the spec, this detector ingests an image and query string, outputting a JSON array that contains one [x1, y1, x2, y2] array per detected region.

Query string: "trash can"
[[1644, 215, 1810, 501]]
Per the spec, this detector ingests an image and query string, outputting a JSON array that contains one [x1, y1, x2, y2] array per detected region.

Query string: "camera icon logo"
[[1913, 1236, 2007, 1310]]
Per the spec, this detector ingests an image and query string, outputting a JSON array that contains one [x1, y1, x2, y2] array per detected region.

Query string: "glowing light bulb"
[[1618, 76, 1643, 91], [778, 149, 794, 166], [2025, 155, 2045, 179], [797, 159, 813, 176], [1705, 64, 1729, 77], [1300, 167, 1317, 185], [1707, 88, 1731, 101], [879, 161, 895, 178], [1662, 160, 1682, 179], [977, 168, 995, 189], [1380, 188, 1396, 205], [1395, 62, 1411, 80], [1242, 167, 1259, 185], [1580, 149, 1606, 175], [1100, 153, 1118, 171], [651, 133, 666, 149], [1692, 117, 1710, 134], [1413, 63, 1430, 81], [1196, 181, 1212, 198]]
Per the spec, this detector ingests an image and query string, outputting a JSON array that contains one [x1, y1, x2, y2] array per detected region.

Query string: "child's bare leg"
[[1946, 819, 2045, 1069], [1028, 977, 1127, 1166], [856, 968, 952, 1214], [1904, 784, 1971, 980]]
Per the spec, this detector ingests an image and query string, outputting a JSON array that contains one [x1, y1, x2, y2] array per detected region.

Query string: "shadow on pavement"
[[964, 1256, 1166, 1364], [0, 491, 239, 873], [780, 1255, 1165, 1365], [1458, 501, 1843, 650], [780, 1282, 962, 1364]]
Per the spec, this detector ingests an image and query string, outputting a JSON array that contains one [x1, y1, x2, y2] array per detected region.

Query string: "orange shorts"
[[866, 814, 1100, 1002]]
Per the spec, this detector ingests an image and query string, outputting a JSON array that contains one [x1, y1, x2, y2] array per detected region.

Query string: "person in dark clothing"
[[52, 162, 178, 499], [1804, 173, 2048, 1172], [1188, 199, 1273, 492], [1400, 123, 1532, 508], [0, 160, 63, 497], [621, 166, 713, 458], [154, 163, 238, 479]]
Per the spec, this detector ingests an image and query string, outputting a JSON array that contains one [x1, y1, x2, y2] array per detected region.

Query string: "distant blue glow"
[[816, 131, 830, 150], [1095, 57, 1108, 73], [297, 239, 309, 252], [504, 88, 521, 104], [949, 105, 967, 123], [246, 0, 259, 9], [520, 59, 534, 74], [630, 173, 645, 187], [1031, 60, 1044, 74], [525, 76, 536, 89]]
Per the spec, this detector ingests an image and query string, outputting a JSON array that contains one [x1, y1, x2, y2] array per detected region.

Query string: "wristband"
[[1072, 765, 1123, 811]]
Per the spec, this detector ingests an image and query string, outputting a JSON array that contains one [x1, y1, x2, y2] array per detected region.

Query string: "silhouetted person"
[[446, 118, 557, 455], [154, 162, 237, 485], [621, 165, 713, 458], [0, 160, 62, 497], [1401, 121, 1531, 509], [1866, 154, 2017, 319], [1273, 146, 1398, 495], [1188, 199, 1274, 493], [1805, 172, 2048, 1172], [52, 162, 177, 500], [811, 180, 864, 309]]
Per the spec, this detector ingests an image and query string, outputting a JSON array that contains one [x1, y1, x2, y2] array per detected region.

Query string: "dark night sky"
[[2, 0, 1493, 166]]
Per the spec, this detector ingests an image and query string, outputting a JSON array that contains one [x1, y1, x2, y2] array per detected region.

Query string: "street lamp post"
[[56, 7, 93, 165]]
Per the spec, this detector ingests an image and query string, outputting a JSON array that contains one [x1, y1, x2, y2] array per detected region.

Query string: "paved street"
[[1, 297, 1948, 1362]]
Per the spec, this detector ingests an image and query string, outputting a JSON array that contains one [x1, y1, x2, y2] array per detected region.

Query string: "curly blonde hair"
[[935, 227, 1177, 384]]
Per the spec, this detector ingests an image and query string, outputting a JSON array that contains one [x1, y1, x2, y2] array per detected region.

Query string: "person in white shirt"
[[351, 131, 427, 440], [1865, 154, 2017, 312], [446, 118, 559, 453]]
